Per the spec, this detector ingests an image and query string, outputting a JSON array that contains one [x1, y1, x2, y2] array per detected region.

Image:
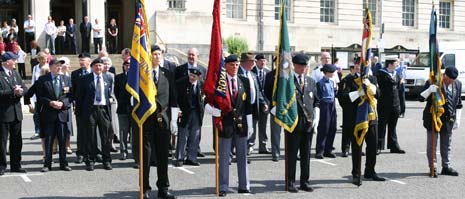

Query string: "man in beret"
[[0, 51, 28, 175], [71, 52, 92, 164], [376, 55, 406, 154], [174, 68, 204, 167], [75, 58, 114, 171], [315, 63, 338, 159], [420, 66, 462, 177]]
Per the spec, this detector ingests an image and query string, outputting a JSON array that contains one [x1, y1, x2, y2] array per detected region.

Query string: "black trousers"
[[351, 124, 377, 176], [55, 36, 65, 54], [75, 115, 85, 157], [286, 128, 312, 185], [378, 107, 401, 150], [81, 37, 90, 53], [25, 32, 35, 53], [142, 122, 171, 192], [399, 83, 406, 115], [341, 110, 353, 153], [83, 106, 111, 163], [0, 121, 22, 169], [94, 38, 102, 54], [43, 121, 68, 167], [108, 36, 117, 54], [17, 63, 26, 79]]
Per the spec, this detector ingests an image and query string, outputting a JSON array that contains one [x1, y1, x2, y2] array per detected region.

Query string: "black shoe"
[[300, 183, 314, 192], [85, 163, 94, 171], [158, 190, 176, 199], [247, 159, 251, 164], [390, 149, 406, 154], [287, 183, 298, 193], [323, 152, 336, 158], [133, 163, 140, 169], [362, 151, 366, 156], [441, 167, 459, 176], [218, 191, 227, 197], [296, 154, 300, 161], [184, 159, 200, 166], [143, 190, 151, 199], [30, 134, 40, 140], [174, 160, 183, 167], [0, 169, 4, 176], [75, 155, 83, 164], [113, 134, 120, 143], [110, 147, 118, 153], [197, 152, 206, 157], [96, 155, 103, 163], [258, 149, 272, 154], [150, 161, 157, 166], [429, 168, 438, 178], [352, 176, 362, 186], [60, 166, 72, 171], [341, 151, 349, 157], [120, 153, 128, 160], [315, 153, 324, 159], [103, 162, 112, 170], [272, 157, 279, 162], [41, 167, 50, 172], [10, 167, 27, 173], [238, 189, 251, 194], [364, 173, 386, 181]]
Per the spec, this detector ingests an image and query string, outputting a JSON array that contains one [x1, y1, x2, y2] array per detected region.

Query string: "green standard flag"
[[272, 0, 298, 132]]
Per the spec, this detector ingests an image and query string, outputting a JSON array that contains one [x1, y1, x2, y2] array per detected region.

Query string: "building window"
[[363, 0, 377, 25], [275, 0, 291, 20], [320, 0, 335, 23], [402, 0, 416, 27], [439, 1, 452, 29], [168, 0, 186, 10], [226, 0, 244, 19]]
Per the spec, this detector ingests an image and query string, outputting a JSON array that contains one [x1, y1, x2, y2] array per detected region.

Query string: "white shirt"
[[31, 64, 48, 103], [57, 25, 66, 37], [227, 74, 238, 98], [24, 19, 35, 32], [241, 67, 256, 104], [310, 65, 340, 88], [2, 66, 11, 76], [17, 50, 27, 63], [93, 23, 103, 38], [93, 73, 106, 105], [44, 22, 57, 36]]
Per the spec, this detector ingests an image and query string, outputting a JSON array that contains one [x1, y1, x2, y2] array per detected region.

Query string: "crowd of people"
[[0, 42, 462, 199]]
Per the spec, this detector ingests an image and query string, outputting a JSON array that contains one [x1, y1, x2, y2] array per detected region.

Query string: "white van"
[[441, 49, 465, 96]]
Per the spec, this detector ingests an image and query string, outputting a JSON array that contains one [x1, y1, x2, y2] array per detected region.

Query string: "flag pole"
[[284, 132, 288, 191], [139, 125, 144, 199], [215, 126, 219, 196]]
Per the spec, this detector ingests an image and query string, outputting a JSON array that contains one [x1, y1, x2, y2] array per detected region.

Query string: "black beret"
[[292, 53, 308, 65], [49, 59, 65, 65], [91, 58, 105, 66], [255, 54, 265, 60], [1, 51, 19, 62], [322, 64, 336, 73], [78, 52, 91, 58], [224, 54, 238, 63], [151, 44, 161, 52], [188, 68, 202, 76], [445, 67, 458, 79]]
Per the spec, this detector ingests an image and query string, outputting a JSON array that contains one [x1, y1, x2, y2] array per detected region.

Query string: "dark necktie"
[[231, 78, 237, 100], [96, 76, 102, 102], [153, 70, 158, 84], [191, 84, 197, 108], [299, 75, 304, 91], [54, 76, 60, 98], [446, 85, 454, 116], [82, 70, 88, 76], [259, 70, 264, 86]]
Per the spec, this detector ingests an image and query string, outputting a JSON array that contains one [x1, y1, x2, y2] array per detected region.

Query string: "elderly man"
[[0, 52, 28, 175], [79, 16, 92, 53], [23, 14, 36, 52], [252, 54, 271, 155], [175, 48, 206, 80]]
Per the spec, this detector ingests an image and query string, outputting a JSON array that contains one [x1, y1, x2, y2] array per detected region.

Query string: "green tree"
[[223, 36, 249, 56]]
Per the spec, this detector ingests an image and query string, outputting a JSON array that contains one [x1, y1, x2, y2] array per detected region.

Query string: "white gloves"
[[349, 89, 364, 102], [270, 107, 276, 116], [420, 84, 438, 99], [454, 109, 462, 129], [205, 103, 221, 117], [312, 107, 320, 130], [170, 107, 179, 135], [246, 114, 253, 136]]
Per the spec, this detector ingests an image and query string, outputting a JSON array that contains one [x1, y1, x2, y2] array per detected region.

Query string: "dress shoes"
[[0, 169, 5, 176], [197, 152, 206, 157], [103, 162, 113, 170], [158, 190, 176, 199], [218, 191, 227, 197], [41, 167, 51, 172], [184, 159, 200, 166], [75, 155, 83, 164], [315, 153, 324, 159], [247, 159, 251, 164], [113, 135, 120, 143], [364, 173, 386, 181], [60, 166, 72, 171], [238, 189, 251, 194], [133, 163, 140, 169], [85, 163, 94, 171], [120, 153, 128, 160], [300, 183, 314, 192], [272, 157, 279, 162], [143, 190, 151, 199], [441, 167, 459, 176], [110, 147, 118, 153], [96, 155, 103, 163], [429, 168, 438, 178], [390, 148, 406, 154], [10, 167, 27, 173], [287, 183, 298, 193], [341, 151, 349, 157], [150, 161, 157, 167], [352, 176, 362, 186], [258, 149, 272, 154], [323, 152, 336, 158]]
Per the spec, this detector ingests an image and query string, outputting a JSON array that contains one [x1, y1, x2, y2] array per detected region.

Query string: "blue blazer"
[[75, 73, 113, 118], [37, 73, 72, 123]]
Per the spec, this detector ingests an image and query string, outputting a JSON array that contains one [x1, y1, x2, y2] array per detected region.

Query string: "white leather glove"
[[246, 114, 253, 137], [420, 84, 438, 99], [312, 107, 320, 129], [170, 107, 179, 135], [454, 109, 462, 129], [205, 103, 221, 117], [349, 89, 365, 102], [270, 107, 276, 116]]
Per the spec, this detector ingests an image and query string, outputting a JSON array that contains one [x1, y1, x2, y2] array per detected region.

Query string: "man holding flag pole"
[[126, 1, 176, 199], [419, 2, 462, 178]]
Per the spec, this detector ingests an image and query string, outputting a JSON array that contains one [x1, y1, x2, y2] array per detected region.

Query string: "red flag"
[[203, 0, 232, 131]]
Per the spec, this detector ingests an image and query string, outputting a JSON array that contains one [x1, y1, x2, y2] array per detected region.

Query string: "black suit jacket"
[[238, 66, 265, 119], [175, 63, 207, 81], [0, 67, 27, 122], [70, 68, 91, 101], [79, 22, 92, 39], [75, 73, 113, 118], [37, 74, 72, 123], [376, 69, 401, 113], [220, 76, 252, 138], [162, 60, 176, 74], [66, 24, 76, 40], [264, 69, 276, 105], [114, 72, 132, 114], [420, 80, 463, 131], [143, 67, 177, 131], [252, 66, 271, 106], [176, 77, 205, 128]]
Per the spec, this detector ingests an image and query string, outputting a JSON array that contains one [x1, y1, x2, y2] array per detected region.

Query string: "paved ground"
[[1, 100, 465, 199]]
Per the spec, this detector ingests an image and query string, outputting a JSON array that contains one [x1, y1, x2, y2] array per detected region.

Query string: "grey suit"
[[252, 66, 271, 152]]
